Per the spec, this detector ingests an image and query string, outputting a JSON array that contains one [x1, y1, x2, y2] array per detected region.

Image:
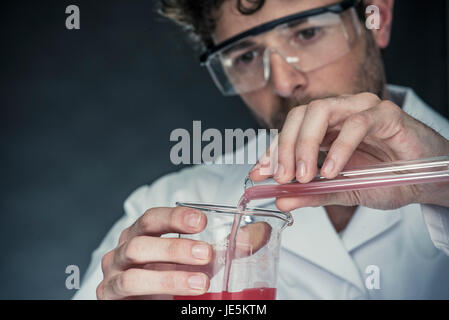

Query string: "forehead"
[[214, 0, 338, 43]]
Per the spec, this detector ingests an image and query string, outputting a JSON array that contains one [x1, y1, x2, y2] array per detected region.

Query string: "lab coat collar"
[[339, 206, 402, 252], [282, 205, 367, 291]]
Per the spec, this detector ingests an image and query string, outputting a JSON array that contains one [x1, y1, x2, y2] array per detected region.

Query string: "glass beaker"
[[173, 202, 293, 300]]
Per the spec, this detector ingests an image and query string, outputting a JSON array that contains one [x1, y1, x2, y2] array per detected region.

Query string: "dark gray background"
[[1, 1, 448, 299]]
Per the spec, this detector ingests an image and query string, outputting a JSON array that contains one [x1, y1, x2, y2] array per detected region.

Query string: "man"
[[74, 0, 449, 299]]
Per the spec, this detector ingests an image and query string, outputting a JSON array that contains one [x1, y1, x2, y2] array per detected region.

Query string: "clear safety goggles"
[[200, 0, 362, 96]]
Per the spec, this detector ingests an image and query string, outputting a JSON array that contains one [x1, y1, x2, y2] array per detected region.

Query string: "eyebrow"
[[222, 40, 259, 56], [221, 18, 309, 57], [285, 18, 307, 29]]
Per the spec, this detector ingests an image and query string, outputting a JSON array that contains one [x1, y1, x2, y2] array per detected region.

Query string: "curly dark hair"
[[158, 0, 264, 50], [158, 0, 366, 51]]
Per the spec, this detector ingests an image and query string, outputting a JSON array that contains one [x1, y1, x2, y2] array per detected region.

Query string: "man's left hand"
[[249, 92, 449, 211]]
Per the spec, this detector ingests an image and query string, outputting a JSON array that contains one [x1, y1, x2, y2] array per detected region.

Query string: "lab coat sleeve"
[[421, 204, 449, 256]]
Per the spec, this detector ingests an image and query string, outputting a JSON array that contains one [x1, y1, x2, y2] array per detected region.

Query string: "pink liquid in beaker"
[[174, 287, 276, 300]]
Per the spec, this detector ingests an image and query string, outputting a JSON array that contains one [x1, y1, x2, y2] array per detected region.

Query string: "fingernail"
[[192, 244, 210, 260], [322, 158, 335, 175], [188, 275, 206, 290], [274, 163, 284, 180], [185, 211, 201, 228], [259, 155, 270, 166], [296, 160, 306, 180]]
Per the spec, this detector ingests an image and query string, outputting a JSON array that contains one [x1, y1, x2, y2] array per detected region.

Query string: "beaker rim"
[[176, 202, 294, 226]]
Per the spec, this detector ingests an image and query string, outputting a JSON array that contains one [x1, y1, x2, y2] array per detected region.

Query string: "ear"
[[364, 0, 394, 48]]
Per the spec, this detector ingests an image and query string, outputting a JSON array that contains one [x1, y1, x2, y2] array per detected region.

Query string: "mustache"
[[285, 92, 343, 110]]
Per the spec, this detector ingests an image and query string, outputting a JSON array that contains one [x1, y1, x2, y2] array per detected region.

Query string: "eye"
[[295, 27, 323, 42], [234, 50, 259, 66]]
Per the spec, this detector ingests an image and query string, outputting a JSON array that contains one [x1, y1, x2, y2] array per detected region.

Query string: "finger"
[[320, 130, 340, 153], [122, 206, 207, 242], [144, 262, 214, 279], [114, 236, 212, 270], [295, 93, 380, 183], [100, 269, 209, 299], [250, 134, 279, 181], [321, 101, 403, 178], [234, 222, 272, 258], [170, 221, 272, 280], [150, 222, 272, 280], [212, 222, 272, 263], [320, 112, 373, 178], [275, 192, 356, 211], [273, 106, 307, 183], [294, 101, 328, 183], [139, 223, 273, 281]]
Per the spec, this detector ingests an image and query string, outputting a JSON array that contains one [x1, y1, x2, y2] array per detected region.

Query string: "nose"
[[267, 51, 308, 98]]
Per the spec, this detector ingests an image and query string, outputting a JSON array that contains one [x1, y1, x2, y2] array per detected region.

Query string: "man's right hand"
[[96, 206, 212, 300]]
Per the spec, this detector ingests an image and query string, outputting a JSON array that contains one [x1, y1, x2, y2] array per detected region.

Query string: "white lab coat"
[[74, 85, 449, 300]]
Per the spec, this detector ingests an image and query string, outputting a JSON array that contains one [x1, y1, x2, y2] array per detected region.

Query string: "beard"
[[258, 32, 387, 130]]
